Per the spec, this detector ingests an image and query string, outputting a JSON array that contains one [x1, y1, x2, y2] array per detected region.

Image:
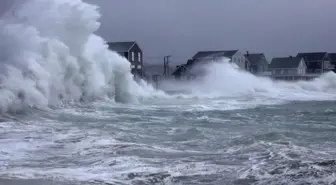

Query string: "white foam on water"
[[0, 0, 167, 114], [1, 0, 336, 184], [1, 0, 336, 114], [161, 59, 336, 103]]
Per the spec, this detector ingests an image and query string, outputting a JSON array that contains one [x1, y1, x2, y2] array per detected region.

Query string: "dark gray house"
[[244, 53, 269, 75], [171, 61, 196, 80], [107, 41, 143, 77], [296, 52, 333, 73], [171, 50, 251, 80], [191, 50, 250, 70], [268, 56, 308, 80], [328, 53, 336, 72]]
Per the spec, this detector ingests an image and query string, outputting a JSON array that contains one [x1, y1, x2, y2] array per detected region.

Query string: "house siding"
[[297, 53, 332, 73], [298, 59, 307, 75], [107, 41, 144, 78], [128, 43, 143, 77], [268, 58, 312, 81], [259, 57, 269, 73], [232, 51, 246, 69], [250, 56, 269, 75]]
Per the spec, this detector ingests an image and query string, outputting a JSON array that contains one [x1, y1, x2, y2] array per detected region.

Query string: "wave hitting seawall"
[[1, 0, 336, 115], [0, 0, 165, 114]]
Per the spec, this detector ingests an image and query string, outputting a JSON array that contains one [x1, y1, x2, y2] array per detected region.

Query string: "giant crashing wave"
[[0, 0, 166, 113], [1, 0, 336, 115]]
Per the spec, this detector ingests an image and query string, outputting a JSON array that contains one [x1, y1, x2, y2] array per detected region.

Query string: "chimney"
[[289, 55, 293, 58]]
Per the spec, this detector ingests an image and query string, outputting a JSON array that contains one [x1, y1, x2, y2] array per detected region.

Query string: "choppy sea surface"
[[1, 0, 336, 184], [1, 100, 336, 185]]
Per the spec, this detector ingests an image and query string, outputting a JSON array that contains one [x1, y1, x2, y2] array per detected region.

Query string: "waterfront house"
[[296, 52, 333, 73], [171, 60, 196, 80], [107, 41, 143, 77], [268, 56, 309, 80], [171, 50, 251, 80], [244, 52, 269, 75], [191, 50, 250, 70], [328, 53, 336, 72]]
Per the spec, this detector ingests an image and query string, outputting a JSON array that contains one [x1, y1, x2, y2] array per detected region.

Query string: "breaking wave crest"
[[161, 60, 336, 101], [0, 0, 166, 113], [1, 0, 336, 114]]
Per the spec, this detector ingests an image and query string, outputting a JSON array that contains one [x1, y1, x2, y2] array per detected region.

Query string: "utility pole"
[[163, 55, 171, 80]]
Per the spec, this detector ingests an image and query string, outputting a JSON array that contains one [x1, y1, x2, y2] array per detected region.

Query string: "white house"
[[190, 50, 250, 70], [268, 56, 308, 80]]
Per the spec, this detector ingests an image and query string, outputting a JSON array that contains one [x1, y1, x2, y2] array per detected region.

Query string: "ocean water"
[[1, 0, 336, 185]]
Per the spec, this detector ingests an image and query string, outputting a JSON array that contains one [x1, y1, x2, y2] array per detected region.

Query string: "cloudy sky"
[[1, 0, 336, 64], [86, 0, 336, 64]]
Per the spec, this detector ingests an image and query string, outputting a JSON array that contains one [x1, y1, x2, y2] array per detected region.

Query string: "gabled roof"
[[329, 53, 336, 63], [269, 57, 303, 69], [186, 59, 196, 66], [107, 41, 136, 52], [192, 50, 238, 60], [296, 52, 327, 61], [171, 64, 194, 76], [244, 53, 265, 65]]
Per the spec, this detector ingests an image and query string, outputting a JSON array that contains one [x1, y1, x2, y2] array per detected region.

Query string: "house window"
[[131, 65, 135, 69], [137, 65, 141, 69], [131, 52, 135, 61], [138, 52, 141, 62]]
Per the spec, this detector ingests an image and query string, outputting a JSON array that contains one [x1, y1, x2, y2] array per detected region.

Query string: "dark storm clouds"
[[1, 0, 335, 64]]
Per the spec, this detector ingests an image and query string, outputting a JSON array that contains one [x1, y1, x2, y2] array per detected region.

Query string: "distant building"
[[296, 52, 333, 73], [191, 50, 250, 70], [268, 56, 314, 80], [328, 53, 336, 72], [171, 62, 196, 80], [107, 41, 143, 77], [171, 50, 250, 80], [244, 52, 269, 75]]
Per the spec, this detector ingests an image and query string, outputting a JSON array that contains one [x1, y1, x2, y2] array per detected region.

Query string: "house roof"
[[269, 57, 303, 69], [329, 53, 336, 63], [296, 52, 327, 61], [172, 64, 184, 76], [244, 53, 265, 65], [107, 41, 136, 52], [171, 64, 194, 76], [186, 59, 196, 66], [192, 50, 238, 60]]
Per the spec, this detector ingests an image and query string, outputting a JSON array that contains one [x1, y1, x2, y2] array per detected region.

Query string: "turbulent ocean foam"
[[1, 0, 336, 185], [0, 0, 165, 114], [1, 0, 336, 113], [161, 61, 336, 102]]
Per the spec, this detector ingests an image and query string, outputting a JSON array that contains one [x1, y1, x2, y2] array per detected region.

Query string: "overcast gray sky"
[[1, 0, 336, 64], [87, 0, 336, 64]]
